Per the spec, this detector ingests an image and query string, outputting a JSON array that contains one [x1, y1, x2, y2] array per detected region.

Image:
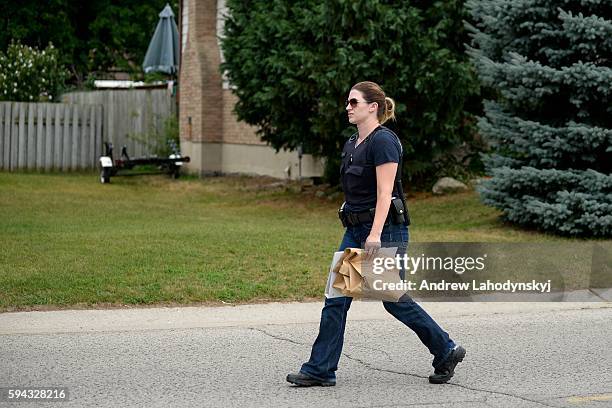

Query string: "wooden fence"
[[62, 88, 176, 158], [0, 102, 103, 171]]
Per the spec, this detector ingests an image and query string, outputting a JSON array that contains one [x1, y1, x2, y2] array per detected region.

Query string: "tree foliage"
[[467, 0, 612, 236], [221, 0, 481, 186], [0, 0, 179, 85]]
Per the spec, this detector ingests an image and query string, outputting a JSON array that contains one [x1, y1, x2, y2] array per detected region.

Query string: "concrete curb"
[[0, 301, 609, 335]]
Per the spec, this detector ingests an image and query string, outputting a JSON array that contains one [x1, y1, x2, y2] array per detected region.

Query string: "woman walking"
[[287, 81, 465, 387]]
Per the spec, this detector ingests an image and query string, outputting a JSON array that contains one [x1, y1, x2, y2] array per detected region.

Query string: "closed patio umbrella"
[[143, 3, 179, 74]]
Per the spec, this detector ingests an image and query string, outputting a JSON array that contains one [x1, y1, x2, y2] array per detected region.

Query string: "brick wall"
[[179, 0, 223, 144], [222, 91, 264, 146]]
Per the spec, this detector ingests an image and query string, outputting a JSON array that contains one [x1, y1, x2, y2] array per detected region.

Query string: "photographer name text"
[[372, 279, 552, 293]]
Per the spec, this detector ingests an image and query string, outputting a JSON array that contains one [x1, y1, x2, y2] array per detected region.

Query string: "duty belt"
[[341, 209, 395, 227], [339, 197, 409, 228], [344, 210, 375, 226]]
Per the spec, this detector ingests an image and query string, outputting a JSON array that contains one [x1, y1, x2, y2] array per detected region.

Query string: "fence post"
[[88, 105, 95, 168], [17, 103, 26, 169], [45, 103, 54, 171], [27, 103, 36, 169], [1, 103, 10, 170], [54, 104, 62, 170], [71, 105, 79, 170], [0, 103, 4, 170], [62, 104, 70, 170], [78, 106, 85, 169], [36, 103, 45, 170], [10, 103, 18, 171], [95, 105, 103, 162]]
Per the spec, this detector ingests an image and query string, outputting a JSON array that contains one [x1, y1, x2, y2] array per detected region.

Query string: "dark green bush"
[[221, 0, 482, 187]]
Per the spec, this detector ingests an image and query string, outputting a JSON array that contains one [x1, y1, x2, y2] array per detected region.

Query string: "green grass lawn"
[[0, 172, 587, 311]]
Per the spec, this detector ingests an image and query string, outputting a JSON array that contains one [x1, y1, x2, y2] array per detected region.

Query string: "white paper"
[[324, 251, 346, 299]]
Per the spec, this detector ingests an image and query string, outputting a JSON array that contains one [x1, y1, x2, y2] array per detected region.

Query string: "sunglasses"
[[346, 98, 369, 107]]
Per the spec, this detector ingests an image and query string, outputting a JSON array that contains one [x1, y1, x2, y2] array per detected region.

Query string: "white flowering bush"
[[0, 41, 67, 102]]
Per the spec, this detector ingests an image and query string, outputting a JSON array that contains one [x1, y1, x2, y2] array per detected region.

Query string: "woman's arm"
[[364, 162, 397, 258]]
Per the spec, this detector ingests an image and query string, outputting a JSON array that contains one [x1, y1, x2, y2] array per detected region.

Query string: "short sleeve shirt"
[[340, 126, 402, 212]]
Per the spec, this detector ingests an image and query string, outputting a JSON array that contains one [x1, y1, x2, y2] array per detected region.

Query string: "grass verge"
[[0, 172, 595, 311]]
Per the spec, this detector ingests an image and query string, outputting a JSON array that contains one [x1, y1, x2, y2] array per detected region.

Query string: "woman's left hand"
[[364, 233, 381, 261]]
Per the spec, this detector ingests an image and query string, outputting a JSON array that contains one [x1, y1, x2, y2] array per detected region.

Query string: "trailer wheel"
[[100, 168, 111, 184], [170, 165, 180, 179]]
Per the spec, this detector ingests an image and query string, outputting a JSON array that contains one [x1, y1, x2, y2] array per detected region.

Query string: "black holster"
[[390, 197, 410, 225]]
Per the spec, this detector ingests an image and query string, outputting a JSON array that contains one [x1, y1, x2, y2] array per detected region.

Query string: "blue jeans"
[[300, 222, 456, 381]]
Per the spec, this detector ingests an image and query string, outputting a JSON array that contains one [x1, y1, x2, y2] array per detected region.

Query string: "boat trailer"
[[98, 141, 190, 183]]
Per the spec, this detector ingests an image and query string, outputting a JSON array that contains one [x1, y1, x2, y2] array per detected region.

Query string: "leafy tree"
[[0, 41, 67, 102], [87, 0, 180, 77], [466, 0, 612, 236], [221, 0, 482, 186], [0, 0, 179, 85]]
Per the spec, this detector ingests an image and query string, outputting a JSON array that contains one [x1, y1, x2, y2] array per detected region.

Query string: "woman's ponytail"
[[381, 97, 396, 124]]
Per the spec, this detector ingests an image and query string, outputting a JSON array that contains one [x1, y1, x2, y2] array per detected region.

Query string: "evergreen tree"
[[466, 0, 612, 236]]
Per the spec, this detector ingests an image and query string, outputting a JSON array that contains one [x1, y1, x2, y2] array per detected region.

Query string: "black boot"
[[286, 372, 336, 387], [428, 345, 466, 384]]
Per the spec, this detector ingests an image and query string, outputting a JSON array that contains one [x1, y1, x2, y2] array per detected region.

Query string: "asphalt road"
[[1, 301, 611, 408]]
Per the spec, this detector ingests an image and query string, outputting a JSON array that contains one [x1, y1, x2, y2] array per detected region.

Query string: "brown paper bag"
[[332, 248, 365, 297], [332, 247, 407, 302]]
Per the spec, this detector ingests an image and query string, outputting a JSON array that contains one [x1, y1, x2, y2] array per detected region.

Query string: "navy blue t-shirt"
[[340, 126, 402, 212]]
